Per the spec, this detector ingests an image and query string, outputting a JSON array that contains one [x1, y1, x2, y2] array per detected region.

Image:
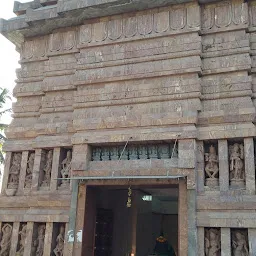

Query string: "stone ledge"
[[198, 195, 256, 210], [197, 211, 256, 228], [0, 194, 71, 208], [0, 0, 220, 46], [71, 126, 197, 144]]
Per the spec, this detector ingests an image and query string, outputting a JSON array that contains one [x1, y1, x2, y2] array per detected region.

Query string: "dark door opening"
[[94, 209, 114, 256], [88, 185, 178, 256]]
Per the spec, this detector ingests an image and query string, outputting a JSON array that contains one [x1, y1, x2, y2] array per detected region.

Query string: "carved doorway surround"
[[76, 178, 188, 256]]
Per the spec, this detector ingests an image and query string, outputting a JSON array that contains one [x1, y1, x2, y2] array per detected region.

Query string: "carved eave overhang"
[[1, 0, 222, 48]]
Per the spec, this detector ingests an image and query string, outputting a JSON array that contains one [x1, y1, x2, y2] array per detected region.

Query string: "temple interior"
[[90, 186, 178, 256]]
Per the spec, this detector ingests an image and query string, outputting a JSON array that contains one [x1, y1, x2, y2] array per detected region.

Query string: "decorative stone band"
[[91, 143, 178, 161]]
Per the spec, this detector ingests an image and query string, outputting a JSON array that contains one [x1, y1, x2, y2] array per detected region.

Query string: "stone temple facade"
[[1, 0, 256, 255]]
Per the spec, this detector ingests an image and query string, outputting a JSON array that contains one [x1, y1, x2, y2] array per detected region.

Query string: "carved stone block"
[[0, 223, 13, 256], [52, 224, 65, 256], [59, 149, 72, 189], [228, 141, 245, 189], [204, 228, 221, 256], [16, 223, 27, 256], [24, 152, 35, 189], [204, 142, 219, 188], [40, 150, 53, 188], [32, 224, 46, 256], [231, 229, 249, 256], [6, 153, 22, 196]]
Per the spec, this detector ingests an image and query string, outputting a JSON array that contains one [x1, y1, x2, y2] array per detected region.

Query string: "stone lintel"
[[71, 126, 197, 145]]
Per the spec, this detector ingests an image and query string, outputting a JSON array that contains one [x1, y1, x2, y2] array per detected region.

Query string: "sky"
[[0, 0, 30, 124]]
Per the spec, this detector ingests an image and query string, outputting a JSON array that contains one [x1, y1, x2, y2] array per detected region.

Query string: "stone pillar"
[[1, 152, 12, 194], [178, 180, 188, 255], [197, 141, 205, 193], [66, 180, 78, 256], [73, 183, 87, 255], [17, 151, 29, 195], [221, 228, 231, 256], [197, 227, 205, 256], [64, 222, 71, 256], [187, 189, 197, 256], [31, 149, 43, 191], [43, 222, 53, 256], [218, 140, 229, 192], [244, 138, 255, 194], [248, 229, 256, 255], [178, 139, 196, 169], [80, 185, 96, 256], [10, 222, 19, 256], [23, 222, 34, 256], [72, 144, 91, 171], [50, 147, 61, 192], [66, 143, 91, 256]]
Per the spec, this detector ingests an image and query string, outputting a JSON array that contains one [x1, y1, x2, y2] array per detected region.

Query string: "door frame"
[[79, 177, 188, 256]]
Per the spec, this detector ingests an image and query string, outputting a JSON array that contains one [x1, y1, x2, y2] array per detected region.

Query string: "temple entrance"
[[136, 187, 178, 256], [83, 182, 180, 256]]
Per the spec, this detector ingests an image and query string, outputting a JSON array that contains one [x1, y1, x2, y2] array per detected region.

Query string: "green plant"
[[0, 87, 11, 163]]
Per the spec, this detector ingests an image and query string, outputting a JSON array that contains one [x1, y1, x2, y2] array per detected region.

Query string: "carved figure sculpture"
[[0, 224, 12, 256], [25, 153, 35, 188], [205, 228, 221, 256], [8, 153, 22, 188], [60, 150, 72, 186], [33, 224, 45, 256], [17, 224, 27, 255], [229, 143, 244, 180], [232, 231, 249, 256], [53, 225, 65, 256], [205, 145, 219, 186], [41, 150, 53, 187]]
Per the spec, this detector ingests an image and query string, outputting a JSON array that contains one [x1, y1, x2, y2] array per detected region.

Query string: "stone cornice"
[[0, 0, 223, 48]]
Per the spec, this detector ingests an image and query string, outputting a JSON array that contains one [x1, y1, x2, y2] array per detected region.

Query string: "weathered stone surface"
[[2, 0, 256, 255]]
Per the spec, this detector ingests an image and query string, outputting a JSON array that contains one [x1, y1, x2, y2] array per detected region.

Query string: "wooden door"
[[94, 208, 114, 256]]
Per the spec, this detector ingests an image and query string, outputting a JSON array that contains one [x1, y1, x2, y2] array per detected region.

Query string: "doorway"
[[85, 184, 179, 256], [136, 188, 178, 256]]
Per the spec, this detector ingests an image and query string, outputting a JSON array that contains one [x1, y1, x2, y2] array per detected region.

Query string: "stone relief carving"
[[25, 152, 35, 189], [32, 224, 45, 256], [170, 7, 186, 30], [79, 4, 200, 45], [231, 230, 249, 256], [205, 228, 221, 256], [249, 2, 256, 27], [21, 37, 47, 61], [91, 143, 177, 161], [49, 30, 76, 53], [16, 224, 27, 256], [41, 150, 53, 187], [0, 224, 12, 256], [60, 150, 72, 188], [123, 16, 137, 37], [204, 145, 219, 187], [21, 4, 202, 62], [7, 153, 22, 195], [108, 19, 122, 40], [53, 225, 65, 256], [63, 31, 76, 51], [201, 0, 248, 32], [229, 143, 245, 188]]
